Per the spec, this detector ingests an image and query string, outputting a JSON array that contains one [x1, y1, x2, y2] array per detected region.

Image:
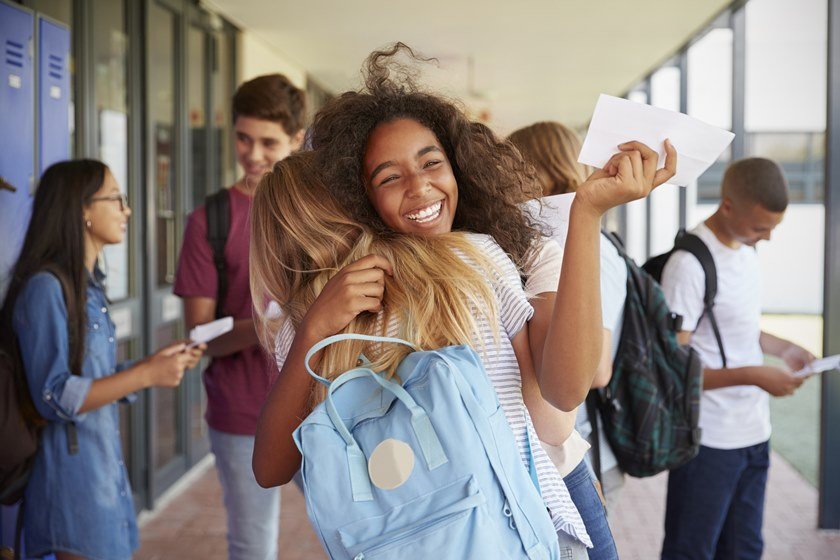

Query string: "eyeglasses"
[[90, 193, 129, 212]]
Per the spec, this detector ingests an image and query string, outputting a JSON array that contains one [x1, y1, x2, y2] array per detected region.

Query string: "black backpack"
[[586, 231, 704, 478], [205, 189, 231, 319], [0, 343, 41, 506], [2, 273, 80, 506], [642, 228, 727, 367]]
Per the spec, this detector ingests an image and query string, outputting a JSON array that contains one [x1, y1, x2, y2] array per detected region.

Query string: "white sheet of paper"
[[188, 316, 234, 347], [578, 94, 735, 187], [521, 193, 576, 248], [793, 354, 840, 378]]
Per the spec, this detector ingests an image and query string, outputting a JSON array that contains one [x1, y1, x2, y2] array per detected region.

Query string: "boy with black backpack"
[[173, 74, 305, 560], [657, 158, 815, 560]]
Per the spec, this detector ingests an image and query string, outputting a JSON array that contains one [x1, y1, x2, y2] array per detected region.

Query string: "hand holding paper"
[[188, 316, 234, 349], [793, 354, 840, 378], [579, 94, 734, 187]]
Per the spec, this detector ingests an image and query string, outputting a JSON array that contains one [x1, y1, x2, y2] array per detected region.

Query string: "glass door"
[[145, 0, 188, 499]]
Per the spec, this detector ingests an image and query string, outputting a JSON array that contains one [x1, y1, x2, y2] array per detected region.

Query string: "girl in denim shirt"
[[0, 160, 204, 560]]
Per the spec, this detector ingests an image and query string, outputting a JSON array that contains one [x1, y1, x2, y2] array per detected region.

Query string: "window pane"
[[149, 2, 177, 286], [688, 26, 733, 202], [650, 65, 682, 255], [92, 0, 131, 300], [688, 27, 733, 130], [188, 27, 207, 208], [213, 28, 236, 188], [745, 0, 826, 203]]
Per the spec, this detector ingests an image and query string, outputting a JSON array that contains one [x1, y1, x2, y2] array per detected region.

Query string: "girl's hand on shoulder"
[[299, 254, 393, 341], [575, 139, 677, 216]]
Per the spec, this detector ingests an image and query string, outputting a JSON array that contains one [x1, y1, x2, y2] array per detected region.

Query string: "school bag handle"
[[305, 334, 448, 502], [304, 333, 421, 385]]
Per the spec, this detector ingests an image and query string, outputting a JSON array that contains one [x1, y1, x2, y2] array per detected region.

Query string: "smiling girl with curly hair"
[[253, 43, 676, 558]]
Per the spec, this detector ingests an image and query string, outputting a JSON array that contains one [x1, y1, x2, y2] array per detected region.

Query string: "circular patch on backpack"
[[368, 438, 415, 490]]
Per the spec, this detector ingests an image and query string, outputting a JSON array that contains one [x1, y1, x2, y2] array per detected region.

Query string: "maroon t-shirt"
[[174, 186, 275, 435]]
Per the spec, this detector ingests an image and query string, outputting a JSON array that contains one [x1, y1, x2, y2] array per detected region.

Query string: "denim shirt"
[[13, 270, 138, 560]]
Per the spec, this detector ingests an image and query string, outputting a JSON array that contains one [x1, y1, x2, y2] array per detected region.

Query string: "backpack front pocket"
[[338, 475, 507, 559]]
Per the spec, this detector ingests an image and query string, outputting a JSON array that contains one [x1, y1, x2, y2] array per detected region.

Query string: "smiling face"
[[84, 169, 130, 247], [362, 118, 458, 236], [234, 115, 302, 187]]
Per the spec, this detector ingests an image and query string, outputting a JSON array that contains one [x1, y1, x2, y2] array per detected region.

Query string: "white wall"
[[237, 32, 306, 88]]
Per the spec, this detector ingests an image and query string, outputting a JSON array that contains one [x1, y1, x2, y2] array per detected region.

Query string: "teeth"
[[406, 201, 442, 222]]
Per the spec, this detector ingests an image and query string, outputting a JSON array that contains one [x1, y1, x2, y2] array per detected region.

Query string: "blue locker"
[[38, 16, 70, 174], [0, 1, 35, 303]]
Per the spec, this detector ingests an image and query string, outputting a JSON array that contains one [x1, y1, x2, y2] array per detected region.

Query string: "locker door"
[[38, 16, 70, 174], [0, 1, 35, 302]]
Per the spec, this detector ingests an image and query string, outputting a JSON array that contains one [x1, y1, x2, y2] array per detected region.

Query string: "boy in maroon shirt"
[[174, 74, 305, 560]]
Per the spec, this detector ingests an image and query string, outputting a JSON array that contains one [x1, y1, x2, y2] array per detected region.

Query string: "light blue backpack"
[[293, 334, 561, 560]]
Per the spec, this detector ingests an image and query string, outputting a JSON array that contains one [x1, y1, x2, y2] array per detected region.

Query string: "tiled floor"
[[137, 451, 840, 559]]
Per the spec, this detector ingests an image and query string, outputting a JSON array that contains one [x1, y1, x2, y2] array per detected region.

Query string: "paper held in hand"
[[793, 354, 840, 378], [578, 94, 735, 187], [188, 316, 234, 348]]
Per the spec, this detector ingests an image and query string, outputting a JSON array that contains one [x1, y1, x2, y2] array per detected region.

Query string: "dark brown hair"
[[722, 157, 789, 213], [1, 159, 108, 377], [232, 73, 307, 135], [309, 43, 543, 266]]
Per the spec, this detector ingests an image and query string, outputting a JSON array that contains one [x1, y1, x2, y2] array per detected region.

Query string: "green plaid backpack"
[[587, 232, 704, 478]]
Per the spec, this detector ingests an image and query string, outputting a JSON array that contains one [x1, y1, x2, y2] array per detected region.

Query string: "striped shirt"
[[274, 233, 591, 547]]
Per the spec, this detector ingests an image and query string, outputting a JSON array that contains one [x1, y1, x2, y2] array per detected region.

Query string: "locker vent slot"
[[5, 40, 24, 68], [48, 53, 63, 80]]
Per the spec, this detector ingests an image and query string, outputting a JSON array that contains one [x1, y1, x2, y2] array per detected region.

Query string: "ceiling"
[[206, 0, 732, 134]]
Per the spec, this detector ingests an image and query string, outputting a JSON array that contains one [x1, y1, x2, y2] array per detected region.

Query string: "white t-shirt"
[[524, 234, 627, 336], [661, 222, 769, 450], [274, 233, 591, 546], [599, 233, 628, 356]]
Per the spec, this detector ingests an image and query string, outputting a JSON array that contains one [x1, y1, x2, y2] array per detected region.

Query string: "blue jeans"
[[209, 428, 281, 560], [662, 442, 770, 560], [564, 460, 618, 560]]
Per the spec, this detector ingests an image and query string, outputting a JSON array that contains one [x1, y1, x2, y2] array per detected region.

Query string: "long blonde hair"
[[250, 152, 501, 406], [508, 121, 589, 196]]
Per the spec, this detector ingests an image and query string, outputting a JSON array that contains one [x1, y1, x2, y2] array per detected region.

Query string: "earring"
[[85, 219, 92, 228]]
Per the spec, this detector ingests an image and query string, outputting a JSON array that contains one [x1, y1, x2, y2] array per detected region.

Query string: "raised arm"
[[536, 141, 677, 410]]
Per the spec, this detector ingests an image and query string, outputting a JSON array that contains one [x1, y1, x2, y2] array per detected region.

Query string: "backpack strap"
[[205, 189, 231, 319], [304, 333, 421, 386], [673, 233, 728, 368], [584, 390, 603, 483]]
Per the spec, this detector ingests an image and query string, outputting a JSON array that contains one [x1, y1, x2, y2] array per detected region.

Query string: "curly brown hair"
[[309, 43, 543, 266]]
